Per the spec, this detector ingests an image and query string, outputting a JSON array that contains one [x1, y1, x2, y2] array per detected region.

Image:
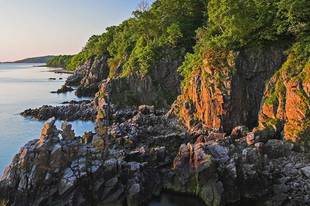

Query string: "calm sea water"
[[0, 63, 95, 174]]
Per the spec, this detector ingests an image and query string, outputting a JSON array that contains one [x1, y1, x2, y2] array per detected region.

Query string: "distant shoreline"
[[50, 69, 74, 74], [0, 55, 56, 64]]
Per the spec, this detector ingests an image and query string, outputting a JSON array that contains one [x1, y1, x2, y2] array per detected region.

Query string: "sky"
[[0, 0, 155, 62]]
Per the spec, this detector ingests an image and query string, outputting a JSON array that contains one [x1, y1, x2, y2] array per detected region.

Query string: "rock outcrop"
[[21, 101, 97, 121], [4, 106, 310, 206], [94, 55, 182, 110], [51, 85, 74, 94], [258, 53, 310, 142], [65, 55, 110, 97], [65, 53, 181, 110], [173, 46, 287, 134], [66, 61, 92, 86]]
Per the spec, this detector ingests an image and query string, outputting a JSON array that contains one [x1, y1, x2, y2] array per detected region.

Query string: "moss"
[[297, 89, 310, 114], [99, 92, 107, 99], [264, 75, 286, 106], [264, 95, 278, 106]]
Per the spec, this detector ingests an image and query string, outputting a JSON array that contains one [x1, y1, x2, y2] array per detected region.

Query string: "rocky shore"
[[21, 100, 97, 121], [51, 85, 74, 94], [2, 105, 310, 206]]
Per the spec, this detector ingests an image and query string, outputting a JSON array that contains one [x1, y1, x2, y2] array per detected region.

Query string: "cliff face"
[[174, 46, 287, 133], [258, 54, 310, 142], [94, 56, 182, 120], [66, 55, 110, 97], [66, 53, 181, 112]]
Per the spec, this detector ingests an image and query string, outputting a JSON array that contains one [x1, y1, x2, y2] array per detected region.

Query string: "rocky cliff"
[[258, 52, 310, 142], [173, 46, 287, 134], [94, 57, 181, 118], [66, 55, 110, 97], [65, 53, 181, 111]]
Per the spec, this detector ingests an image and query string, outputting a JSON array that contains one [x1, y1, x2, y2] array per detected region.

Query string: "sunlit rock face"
[[173, 46, 286, 134], [258, 53, 310, 142]]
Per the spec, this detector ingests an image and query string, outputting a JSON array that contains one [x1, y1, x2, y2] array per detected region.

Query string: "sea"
[[0, 63, 95, 174]]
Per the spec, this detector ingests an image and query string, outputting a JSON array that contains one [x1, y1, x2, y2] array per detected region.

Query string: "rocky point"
[[2, 105, 310, 206]]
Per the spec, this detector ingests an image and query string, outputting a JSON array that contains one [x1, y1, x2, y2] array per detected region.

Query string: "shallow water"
[[148, 193, 207, 206], [0, 63, 95, 174]]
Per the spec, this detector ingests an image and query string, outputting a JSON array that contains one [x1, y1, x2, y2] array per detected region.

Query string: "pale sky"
[[0, 0, 155, 62]]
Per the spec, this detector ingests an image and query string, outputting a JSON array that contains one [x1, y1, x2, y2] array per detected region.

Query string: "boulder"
[[301, 166, 310, 178]]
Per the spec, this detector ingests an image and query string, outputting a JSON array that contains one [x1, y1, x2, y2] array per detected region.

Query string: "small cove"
[[0, 63, 95, 174]]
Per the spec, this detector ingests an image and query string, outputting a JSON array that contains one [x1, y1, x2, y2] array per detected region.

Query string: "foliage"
[[178, 0, 310, 89], [46, 55, 73, 68], [50, 0, 208, 76]]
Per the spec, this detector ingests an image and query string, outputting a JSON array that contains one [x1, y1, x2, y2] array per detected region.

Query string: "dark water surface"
[[148, 193, 207, 206], [0, 63, 94, 174]]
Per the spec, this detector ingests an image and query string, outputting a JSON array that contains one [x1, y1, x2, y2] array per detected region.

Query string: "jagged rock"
[[61, 121, 75, 140], [66, 60, 92, 86], [127, 183, 140, 206], [75, 56, 110, 96], [21, 101, 97, 121], [2, 109, 310, 206], [58, 168, 77, 197], [51, 85, 74, 94]]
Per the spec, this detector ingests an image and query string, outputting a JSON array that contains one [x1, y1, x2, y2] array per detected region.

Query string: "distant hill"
[[13, 55, 56, 63]]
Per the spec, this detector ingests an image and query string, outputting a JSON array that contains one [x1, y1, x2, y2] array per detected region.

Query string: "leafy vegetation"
[[50, 0, 208, 75], [178, 0, 310, 86], [46, 55, 73, 68]]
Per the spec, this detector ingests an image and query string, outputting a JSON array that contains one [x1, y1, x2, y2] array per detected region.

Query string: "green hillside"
[[13, 55, 56, 63]]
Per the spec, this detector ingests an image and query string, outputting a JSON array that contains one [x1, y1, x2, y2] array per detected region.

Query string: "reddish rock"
[[258, 53, 310, 141], [173, 47, 286, 134]]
